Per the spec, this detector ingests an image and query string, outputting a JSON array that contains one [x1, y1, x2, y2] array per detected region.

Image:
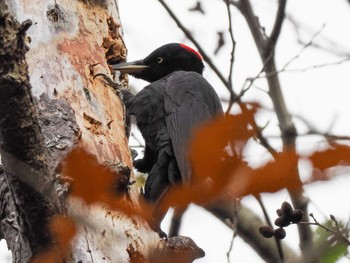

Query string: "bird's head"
[[111, 43, 204, 82]]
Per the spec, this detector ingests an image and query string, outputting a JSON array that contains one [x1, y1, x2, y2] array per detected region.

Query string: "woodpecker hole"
[[101, 16, 126, 65], [46, 4, 75, 33], [47, 4, 65, 23]]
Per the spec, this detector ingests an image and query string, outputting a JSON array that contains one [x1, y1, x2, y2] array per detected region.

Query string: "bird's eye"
[[156, 57, 163, 63]]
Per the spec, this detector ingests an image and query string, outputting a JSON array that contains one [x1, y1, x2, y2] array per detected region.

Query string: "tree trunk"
[[0, 1, 204, 262]]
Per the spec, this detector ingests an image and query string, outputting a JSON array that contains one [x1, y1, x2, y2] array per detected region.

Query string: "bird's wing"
[[164, 71, 223, 183], [124, 86, 165, 124]]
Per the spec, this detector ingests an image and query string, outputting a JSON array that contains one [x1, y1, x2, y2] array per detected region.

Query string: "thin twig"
[[331, 214, 342, 233], [226, 230, 237, 263], [266, 133, 350, 142], [287, 14, 350, 58], [240, 51, 274, 97], [262, 57, 350, 78], [255, 104, 350, 143], [281, 24, 325, 71], [226, 199, 239, 263], [224, 0, 237, 113], [299, 213, 350, 246], [247, 24, 348, 80], [253, 123, 279, 157]]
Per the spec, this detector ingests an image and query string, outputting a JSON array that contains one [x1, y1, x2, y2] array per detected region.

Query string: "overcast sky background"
[[1, 0, 350, 262]]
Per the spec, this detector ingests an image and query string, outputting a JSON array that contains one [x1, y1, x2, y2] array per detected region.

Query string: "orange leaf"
[[162, 106, 304, 207], [228, 151, 302, 197], [189, 110, 255, 182], [308, 145, 350, 171], [61, 147, 117, 205], [30, 215, 76, 263], [30, 250, 61, 263], [61, 147, 151, 222], [50, 215, 77, 253], [159, 108, 257, 207]]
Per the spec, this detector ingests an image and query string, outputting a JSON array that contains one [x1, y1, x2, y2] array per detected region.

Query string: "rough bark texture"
[[0, 1, 204, 262], [0, 166, 31, 262], [0, 0, 204, 263], [0, 0, 145, 262], [0, 6, 62, 261]]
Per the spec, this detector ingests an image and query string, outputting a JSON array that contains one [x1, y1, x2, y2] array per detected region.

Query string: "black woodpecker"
[[111, 43, 223, 203]]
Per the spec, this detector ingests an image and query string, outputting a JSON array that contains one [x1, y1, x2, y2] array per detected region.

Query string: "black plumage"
[[111, 43, 223, 203]]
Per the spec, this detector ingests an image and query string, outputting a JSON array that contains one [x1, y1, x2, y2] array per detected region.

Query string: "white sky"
[[1, 0, 350, 262]]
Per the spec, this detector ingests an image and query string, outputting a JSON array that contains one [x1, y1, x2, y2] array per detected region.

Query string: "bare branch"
[[253, 122, 279, 157], [268, 0, 287, 49], [225, 2, 236, 88], [238, 0, 266, 54], [233, 0, 315, 259], [229, 0, 240, 8]]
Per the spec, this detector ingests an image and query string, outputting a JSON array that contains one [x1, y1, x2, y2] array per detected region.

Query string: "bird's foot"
[[94, 73, 124, 99], [148, 218, 168, 240], [158, 229, 168, 240]]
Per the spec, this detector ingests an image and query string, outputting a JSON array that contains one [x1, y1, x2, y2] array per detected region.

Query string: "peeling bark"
[[0, 0, 203, 262]]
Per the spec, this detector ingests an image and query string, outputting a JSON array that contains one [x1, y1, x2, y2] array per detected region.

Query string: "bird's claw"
[[158, 229, 168, 240], [94, 73, 124, 98], [148, 217, 168, 240]]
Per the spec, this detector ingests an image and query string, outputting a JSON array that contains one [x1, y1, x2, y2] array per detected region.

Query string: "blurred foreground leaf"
[[314, 220, 348, 263]]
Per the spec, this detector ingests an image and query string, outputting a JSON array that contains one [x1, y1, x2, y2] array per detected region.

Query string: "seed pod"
[[276, 208, 283, 217], [281, 201, 294, 218], [274, 228, 286, 239], [259, 226, 274, 238], [290, 209, 304, 223], [274, 216, 290, 227]]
